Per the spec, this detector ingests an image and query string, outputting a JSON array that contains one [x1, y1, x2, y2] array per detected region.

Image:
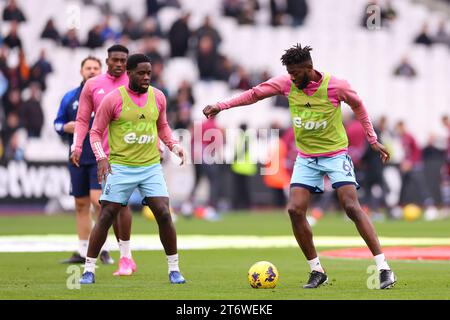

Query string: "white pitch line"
[[323, 256, 450, 264], [0, 235, 449, 253]]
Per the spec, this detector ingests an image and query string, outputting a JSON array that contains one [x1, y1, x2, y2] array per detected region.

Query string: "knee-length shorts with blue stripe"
[[100, 163, 169, 206], [290, 153, 360, 193]]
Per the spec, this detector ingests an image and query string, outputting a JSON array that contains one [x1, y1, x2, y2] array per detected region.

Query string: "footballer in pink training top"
[[71, 45, 136, 276], [203, 44, 396, 290], [79, 54, 186, 285]]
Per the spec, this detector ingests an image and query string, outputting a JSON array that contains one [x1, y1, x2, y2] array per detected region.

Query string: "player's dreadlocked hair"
[[280, 44, 313, 66]]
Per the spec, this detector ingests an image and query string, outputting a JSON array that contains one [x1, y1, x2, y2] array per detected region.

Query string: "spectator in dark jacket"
[[41, 18, 61, 43], [28, 49, 53, 91], [414, 23, 433, 46], [196, 35, 220, 80], [194, 16, 222, 53], [270, 0, 287, 26], [0, 111, 23, 163], [3, 21, 23, 49], [2, 0, 26, 23], [19, 82, 44, 137], [168, 12, 191, 57], [61, 29, 81, 49], [3, 88, 22, 116], [395, 121, 433, 206], [393, 56, 417, 78], [423, 134, 446, 206], [85, 24, 105, 49], [442, 115, 450, 182], [223, 0, 243, 19], [121, 15, 143, 41], [287, 0, 308, 26], [146, 0, 160, 16]]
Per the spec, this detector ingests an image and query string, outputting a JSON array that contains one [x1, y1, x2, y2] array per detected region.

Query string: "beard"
[[296, 74, 310, 89], [130, 82, 148, 94]]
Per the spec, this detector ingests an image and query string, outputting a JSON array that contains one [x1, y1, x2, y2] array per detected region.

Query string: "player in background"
[[203, 44, 396, 290], [54, 56, 113, 264], [79, 54, 186, 285], [71, 45, 136, 275]]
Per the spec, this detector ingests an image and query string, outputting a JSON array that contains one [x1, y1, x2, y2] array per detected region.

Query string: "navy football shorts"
[[69, 163, 101, 197]]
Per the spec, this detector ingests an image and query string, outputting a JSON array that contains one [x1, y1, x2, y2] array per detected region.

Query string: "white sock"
[[78, 240, 89, 258], [119, 239, 132, 259], [307, 257, 325, 273], [374, 253, 390, 271], [167, 253, 180, 273], [84, 257, 97, 274]]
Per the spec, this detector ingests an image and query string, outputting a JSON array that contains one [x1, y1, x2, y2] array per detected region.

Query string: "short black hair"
[[126, 54, 151, 70], [81, 56, 102, 68], [280, 44, 313, 66], [107, 44, 129, 55]]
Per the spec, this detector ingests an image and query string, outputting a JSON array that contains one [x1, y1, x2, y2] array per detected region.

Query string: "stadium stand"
[[0, 0, 449, 208]]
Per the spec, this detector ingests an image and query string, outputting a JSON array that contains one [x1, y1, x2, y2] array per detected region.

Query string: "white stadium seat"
[[7, 0, 449, 161]]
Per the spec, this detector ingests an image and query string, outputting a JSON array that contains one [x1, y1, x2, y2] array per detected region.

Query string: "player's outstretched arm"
[[203, 75, 289, 119], [370, 141, 390, 164], [203, 104, 221, 119]]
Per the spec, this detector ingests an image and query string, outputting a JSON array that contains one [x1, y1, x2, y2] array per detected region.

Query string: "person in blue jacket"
[[54, 56, 113, 265]]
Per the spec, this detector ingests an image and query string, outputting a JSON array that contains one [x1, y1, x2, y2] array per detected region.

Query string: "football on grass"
[[247, 261, 279, 289]]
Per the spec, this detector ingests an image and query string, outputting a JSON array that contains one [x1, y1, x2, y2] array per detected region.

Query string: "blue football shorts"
[[290, 153, 360, 193], [100, 163, 169, 205], [69, 163, 101, 197]]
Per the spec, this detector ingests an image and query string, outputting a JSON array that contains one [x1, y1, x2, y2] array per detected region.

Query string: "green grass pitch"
[[0, 212, 449, 300]]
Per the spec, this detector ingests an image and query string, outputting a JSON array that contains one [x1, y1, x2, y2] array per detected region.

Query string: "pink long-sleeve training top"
[[90, 85, 178, 161], [72, 72, 129, 156], [217, 71, 378, 158]]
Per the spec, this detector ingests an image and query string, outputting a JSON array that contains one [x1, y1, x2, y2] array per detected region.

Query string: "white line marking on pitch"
[[0, 235, 449, 252]]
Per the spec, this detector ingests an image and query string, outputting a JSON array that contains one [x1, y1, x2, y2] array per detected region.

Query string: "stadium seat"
[[7, 0, 448, 161], [163, 57, 199, 96], [158, 6, 182, 34]]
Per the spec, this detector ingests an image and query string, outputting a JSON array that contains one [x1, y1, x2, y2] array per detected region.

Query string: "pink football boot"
[[129, 258, 137, 273], [113, 257, 133, 276]]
